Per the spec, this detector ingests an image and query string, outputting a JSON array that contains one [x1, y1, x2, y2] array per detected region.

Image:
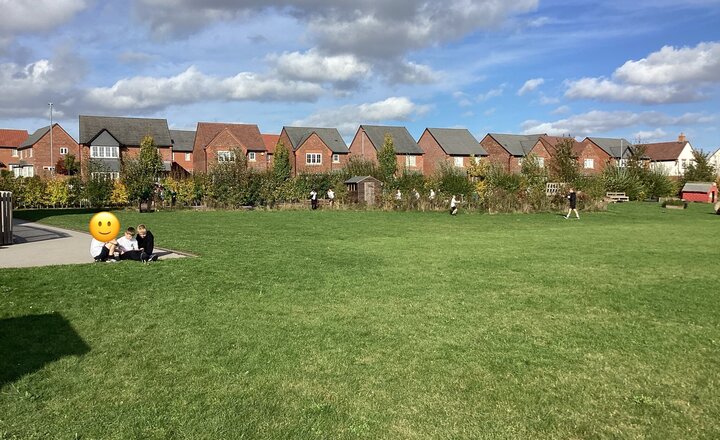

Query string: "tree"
[[548, 138, 579, 183], [377, 133, 397, 184], [683, 150, 716, 183], [55, 154, 79, 176], [123, 135, 164, 209], [272, 141, 292, 182]]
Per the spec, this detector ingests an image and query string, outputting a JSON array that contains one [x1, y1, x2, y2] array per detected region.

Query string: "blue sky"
[[1, 0, 719, 150]]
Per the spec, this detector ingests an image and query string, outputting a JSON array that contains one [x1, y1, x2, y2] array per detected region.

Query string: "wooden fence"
[[1, 191, 12, 245]]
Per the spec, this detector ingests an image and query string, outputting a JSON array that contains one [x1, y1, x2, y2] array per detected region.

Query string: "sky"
[[1, 0, 719, 151]]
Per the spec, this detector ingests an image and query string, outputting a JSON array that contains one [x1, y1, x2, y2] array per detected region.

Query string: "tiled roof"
[[426, 128, 486, 156], [79, 115, 172, 147], [0, 129, 29, 148], [262, 134, 280, 154], [359, 125, 423, 155], [642, 141, 688, 161], [488, 133, 544, 157], [283, 127, 349, 153], [586, 137, 633, 158], [539, 135, 584, 156], [682, 182, 716, 193], [194, 122, 265, 152], [170, 130, 196, 152]]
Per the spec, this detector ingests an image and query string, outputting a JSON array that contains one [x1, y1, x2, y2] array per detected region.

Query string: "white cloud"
[[477, 85, 505, 102], [0, 0, 88, 35], [294, 97, 430, 136], [615, 42, 720, 85], [517, 78, 544, 95], [521, 110, 715, 137], [84, 66, 325, 111], [565, 41, 720, 104], [271, 49, 371, 83], [551, 105, 571, 115], [633, 128, 667, 142], [384, 61, 439, 85]]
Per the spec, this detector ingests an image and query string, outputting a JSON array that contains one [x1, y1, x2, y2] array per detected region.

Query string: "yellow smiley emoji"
[[89, 212, 120, 241]]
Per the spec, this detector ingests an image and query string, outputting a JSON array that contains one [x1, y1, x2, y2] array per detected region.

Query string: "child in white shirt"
[[116, 227, 143, 261]]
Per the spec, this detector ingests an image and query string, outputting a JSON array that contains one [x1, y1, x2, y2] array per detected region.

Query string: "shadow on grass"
[[13, 208, 102, 223], [0, 313, 90, 387]]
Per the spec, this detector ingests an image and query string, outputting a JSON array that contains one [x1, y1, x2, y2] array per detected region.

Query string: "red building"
[[0, 129, 28, 172], [681, 182, 718, 203]]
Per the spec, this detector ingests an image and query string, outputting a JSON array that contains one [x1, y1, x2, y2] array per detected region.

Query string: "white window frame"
[[217, 151, 235, 162], [537, 157, 545, 167], [60, 147, 69, 155], [185, 153, 191, 161], [248, 152, 256, 162], [332, 153, 340, 163], [405, 155, 416, 167], [11, 149, 18, 157], [306, 153, 322, 165], [29, 149, 33, 158], [90, 145, 119, 158], [43, 166, 55, 172], [584, 158, 594, 169], [454, 157, 464, 167]]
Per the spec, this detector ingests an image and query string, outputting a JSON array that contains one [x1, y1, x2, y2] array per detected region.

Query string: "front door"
[[365, 182, 375, 205]]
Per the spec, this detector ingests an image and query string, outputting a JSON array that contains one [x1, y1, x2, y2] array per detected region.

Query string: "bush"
[[661, 199, 687, 208]]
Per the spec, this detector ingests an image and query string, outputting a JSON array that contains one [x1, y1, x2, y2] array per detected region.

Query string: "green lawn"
[[2, 203, 719, 439]]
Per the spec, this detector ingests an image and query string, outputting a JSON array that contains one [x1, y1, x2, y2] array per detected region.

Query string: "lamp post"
[[48, 102, 54, 175]]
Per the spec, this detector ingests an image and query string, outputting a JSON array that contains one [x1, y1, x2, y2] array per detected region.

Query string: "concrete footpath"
[[0, 219, 188, 268]]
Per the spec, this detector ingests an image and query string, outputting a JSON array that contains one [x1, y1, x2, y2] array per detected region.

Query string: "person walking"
[[310, 189, 318, 210], [450, 195, 459, 215], [327, 188, 335, 208], [565, 188, 580, 219]]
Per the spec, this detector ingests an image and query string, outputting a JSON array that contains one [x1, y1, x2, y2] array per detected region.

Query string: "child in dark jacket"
[[136, 224, 159, 262]]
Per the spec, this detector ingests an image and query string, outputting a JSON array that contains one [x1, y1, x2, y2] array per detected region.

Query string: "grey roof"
[[360, 125, 423, 155], [170, 130, 196, 152], [345, 175, 381, 184], [426, 128, 486, 156], [89, 159, 121, 172], [587, 137, 634, 158], [79, 115, 172, 147], [283, 127, 349, 153], [682, 182, 716, 193], [20, 125, 52, 148], [488, 133, 543, 157]]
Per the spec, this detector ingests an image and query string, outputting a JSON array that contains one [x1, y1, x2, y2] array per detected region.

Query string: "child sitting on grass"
[[136, 224, 158, 262]]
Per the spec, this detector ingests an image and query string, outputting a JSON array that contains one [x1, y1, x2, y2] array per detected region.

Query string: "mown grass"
[[1, 203, 719, 439]]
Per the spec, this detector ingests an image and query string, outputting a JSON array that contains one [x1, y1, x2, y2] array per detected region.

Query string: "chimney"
[[678, 132, 686, 143]]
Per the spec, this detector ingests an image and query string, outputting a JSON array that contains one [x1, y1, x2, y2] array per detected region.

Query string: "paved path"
[[0, 219, 188, 268]]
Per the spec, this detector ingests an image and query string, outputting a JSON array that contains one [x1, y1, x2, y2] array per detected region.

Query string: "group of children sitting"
[[90, 224, 158, 263]]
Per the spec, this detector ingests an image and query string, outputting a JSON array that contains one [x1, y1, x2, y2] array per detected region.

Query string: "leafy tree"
[[377, 133, 397, 184], [548, 138, 579, 183], [85, 160, 114, 208], [123, 135, 164, 209], [46, 176, 69, 207], [683, 150, 716, 183], [111, 180, 129, 206], [55, 154, 79, 176], [344, 156, 380, 180], [272, 141, 292, 182]]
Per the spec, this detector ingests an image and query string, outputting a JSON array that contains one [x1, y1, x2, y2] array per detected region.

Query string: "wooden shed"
[[681, 182, 717, 203], [345, 176, 382, 205]]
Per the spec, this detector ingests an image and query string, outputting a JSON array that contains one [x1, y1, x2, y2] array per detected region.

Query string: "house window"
[[11, 149, 18, 157], [91, 172, 120, 181], [332, 153, 340, 163], [454, 157, 464, 167], [217, 151, 235, 162], [537, 157, 545, 167], [405, 156, 416, 167], [43, 166, 55, 172], [91, 146, 119, 158], [473, 156, 481, 164], [618, 159, 628, 168], [248, 152, 256, 162], [306, 153, 322, 165], [60, 147, 68, 155], [185, 153, 191, 161], [584, 158, 594, 169], [29, 149, 33, 158]]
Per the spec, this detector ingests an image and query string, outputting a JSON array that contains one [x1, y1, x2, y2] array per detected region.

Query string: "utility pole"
[[48, 102, 54, 175]]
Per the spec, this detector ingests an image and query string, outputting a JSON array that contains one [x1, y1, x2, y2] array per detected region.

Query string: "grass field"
[[2, 203, 719, 439]]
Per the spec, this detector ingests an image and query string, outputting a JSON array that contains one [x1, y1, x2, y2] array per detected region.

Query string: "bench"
[[606, 192, 630, 203]]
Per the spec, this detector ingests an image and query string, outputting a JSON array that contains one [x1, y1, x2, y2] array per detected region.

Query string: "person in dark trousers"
[[310, 189, 318, 210], [136, 224, 159, 262], [565, 188, 580, 219]]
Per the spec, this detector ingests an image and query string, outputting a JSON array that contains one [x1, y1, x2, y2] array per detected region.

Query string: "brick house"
[[0, 129, 28, 173], [193, 122, 266, 173], [417, 128, 487, 175], [262, 134, 280, 169], [479, 133, 546, 173], [348, 125, 424, 173], [642, 133, 695, 177], [278, 127, 349, 175], [79, 115, 173, 179], [14, 124, 80, 177], [170, 129, 196, 174], [531, 135, 600, 175], [580, 137, 633, 172]]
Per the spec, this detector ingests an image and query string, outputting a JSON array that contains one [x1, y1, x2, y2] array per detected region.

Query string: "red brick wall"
[[480, 135, 512, 172], [348, 128, 378, 163], [19, 126, 81, 177], [520, 142, 553, 174], [0, 148, 14, 169], [417, 130, 447, 175], [201, 130, 266, 172], [396, 154, 424, 174], [578, 141, 612, 175], [294, 133, 347, 174], [172, 151, 193, 173]]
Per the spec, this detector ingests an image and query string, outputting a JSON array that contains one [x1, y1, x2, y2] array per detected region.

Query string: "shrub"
[[661, 199, 687, 208], [46, 176, 70, 207]]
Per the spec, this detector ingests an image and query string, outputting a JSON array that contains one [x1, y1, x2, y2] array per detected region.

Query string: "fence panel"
[[0, 191, 12, 245]]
